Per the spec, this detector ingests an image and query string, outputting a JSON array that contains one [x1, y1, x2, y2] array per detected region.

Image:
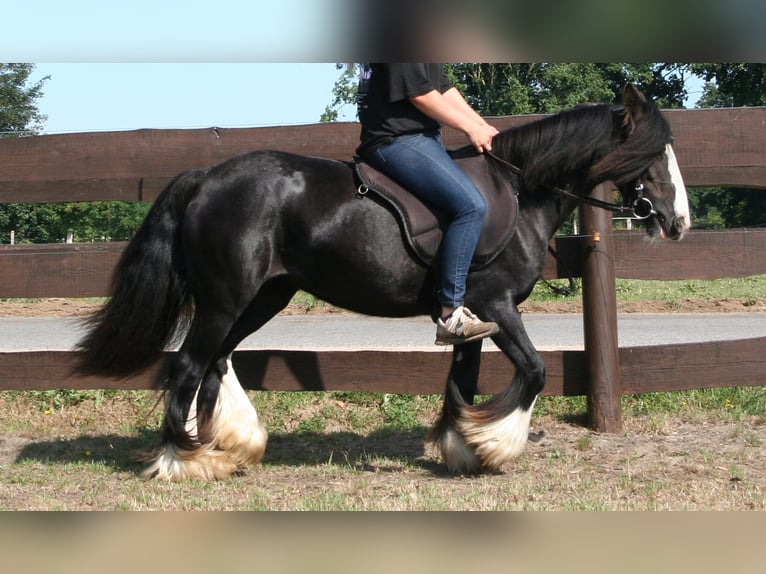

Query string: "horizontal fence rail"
[[2, 336, 764, 394], [2, 108, 766, 206]]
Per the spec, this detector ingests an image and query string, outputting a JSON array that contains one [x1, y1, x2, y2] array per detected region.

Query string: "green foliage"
[[448, 63, 624, 114], [446, 64, 536, 115], [0, 63, 48, 137], [321, 63, 692, 121], [0, 201, 150, 244], [689, 187, 766, 229], [320, 64, 357, 122], [690, 63, 766, 107], [20, 389, 110, 412]]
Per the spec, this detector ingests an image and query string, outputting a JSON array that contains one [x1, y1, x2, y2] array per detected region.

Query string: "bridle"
[[552, 179, 659, 220], [485, 150, 661, 221]]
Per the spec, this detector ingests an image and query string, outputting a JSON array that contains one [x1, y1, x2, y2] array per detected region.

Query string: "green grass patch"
[[4, 387, 763, 436], [528, 274, 766, 303], [622, 386, 766, 419], [531, 386, 766, 423]]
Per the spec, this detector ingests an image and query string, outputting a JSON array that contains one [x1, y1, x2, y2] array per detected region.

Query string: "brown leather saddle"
[[353, 149, 519, 270]]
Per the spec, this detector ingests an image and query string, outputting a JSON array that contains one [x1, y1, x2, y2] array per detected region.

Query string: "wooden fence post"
[[579, 182, 623, 432]]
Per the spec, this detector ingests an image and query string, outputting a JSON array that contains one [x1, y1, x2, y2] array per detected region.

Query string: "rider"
[[356, 63, 500, 346]]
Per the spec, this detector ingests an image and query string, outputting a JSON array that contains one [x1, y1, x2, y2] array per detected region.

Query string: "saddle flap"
[[354, 152, 518, 270]]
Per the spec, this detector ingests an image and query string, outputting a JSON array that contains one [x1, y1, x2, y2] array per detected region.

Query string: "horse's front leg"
[[426, 340, 482, 472], [429, 305, 545, 473], [450, 340, 482, 405]]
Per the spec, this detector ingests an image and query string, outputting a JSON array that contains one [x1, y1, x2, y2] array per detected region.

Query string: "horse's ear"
[[622, 84, 647, 131], [623, 83, 647, 105]]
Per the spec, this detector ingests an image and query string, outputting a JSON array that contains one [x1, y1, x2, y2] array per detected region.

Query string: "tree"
[[320, 64, 357, 122], [691, 63, 766, 107], [0, 63, 48, 137], [321, 63, 692, 121], [451, 63, 690, 114]]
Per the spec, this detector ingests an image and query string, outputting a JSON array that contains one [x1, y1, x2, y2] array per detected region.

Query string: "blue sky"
[[30, 64, 354, 134]]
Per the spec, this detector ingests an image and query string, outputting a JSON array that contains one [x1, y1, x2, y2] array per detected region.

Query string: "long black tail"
[[75, 168, 207, 378]]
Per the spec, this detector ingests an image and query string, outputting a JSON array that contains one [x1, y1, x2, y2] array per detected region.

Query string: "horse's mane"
[[492, 101, 672, 192]]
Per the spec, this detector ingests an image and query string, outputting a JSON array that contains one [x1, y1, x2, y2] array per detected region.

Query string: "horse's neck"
[[518, 189, 578, 242], [496, 105, 617, 192]]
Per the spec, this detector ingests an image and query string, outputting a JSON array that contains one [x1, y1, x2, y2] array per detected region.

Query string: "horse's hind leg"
[[194, 353, 268, 472], [143, 307, 243, 480], [145, 279, 296, 481], [192, 279, 299, 474]]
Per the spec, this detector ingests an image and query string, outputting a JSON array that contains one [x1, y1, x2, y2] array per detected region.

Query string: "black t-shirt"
[[356, 63, 453, 156]]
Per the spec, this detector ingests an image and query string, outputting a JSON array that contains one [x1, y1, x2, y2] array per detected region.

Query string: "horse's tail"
[[75, 168, 207, 379]]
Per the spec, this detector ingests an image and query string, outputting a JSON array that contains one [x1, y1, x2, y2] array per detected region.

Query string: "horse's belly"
[[286, 209, 434, 316]]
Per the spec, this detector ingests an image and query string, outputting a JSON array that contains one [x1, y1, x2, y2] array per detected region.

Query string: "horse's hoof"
[[142, 444, 240, 481]]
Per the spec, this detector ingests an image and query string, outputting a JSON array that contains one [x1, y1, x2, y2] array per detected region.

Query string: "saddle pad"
[[354, 151, 518, 270]]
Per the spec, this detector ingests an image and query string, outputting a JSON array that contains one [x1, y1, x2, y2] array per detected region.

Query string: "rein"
[[485, 150, 657, 220]]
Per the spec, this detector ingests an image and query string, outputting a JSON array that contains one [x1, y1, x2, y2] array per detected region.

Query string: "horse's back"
[[183, 150, 356, 234]]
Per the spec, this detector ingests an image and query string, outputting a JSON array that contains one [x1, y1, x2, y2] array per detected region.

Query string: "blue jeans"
[[362, 131, 487, 308]]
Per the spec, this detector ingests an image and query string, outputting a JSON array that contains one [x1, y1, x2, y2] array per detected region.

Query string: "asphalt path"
[[2, 313, 765, 352]]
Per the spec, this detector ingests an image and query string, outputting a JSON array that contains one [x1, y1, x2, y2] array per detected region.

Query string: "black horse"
[[75, 85, 690, 480]]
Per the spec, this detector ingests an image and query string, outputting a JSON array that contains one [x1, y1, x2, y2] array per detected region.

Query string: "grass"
[[530, 386, 766, 422], [0, 386, 764, 510], [3, 387, 764, 446], [528, 274, 766, 303]]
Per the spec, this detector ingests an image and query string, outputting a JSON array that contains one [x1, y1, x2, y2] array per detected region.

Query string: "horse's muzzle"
[[666, 215, 690, 240]]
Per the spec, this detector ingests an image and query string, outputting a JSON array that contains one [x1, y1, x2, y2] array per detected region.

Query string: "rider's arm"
[[409, 87, 499, 153]]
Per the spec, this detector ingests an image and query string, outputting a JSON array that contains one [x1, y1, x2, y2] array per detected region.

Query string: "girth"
[[353, 149, 519, 270]]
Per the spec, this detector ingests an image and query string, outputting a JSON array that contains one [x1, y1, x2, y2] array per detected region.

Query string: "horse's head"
[[603, 84, 691, 240], [617, 142, 691, 240]]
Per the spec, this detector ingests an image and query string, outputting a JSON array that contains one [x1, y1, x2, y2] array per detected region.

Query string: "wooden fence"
[[1, 108, 765, 431]]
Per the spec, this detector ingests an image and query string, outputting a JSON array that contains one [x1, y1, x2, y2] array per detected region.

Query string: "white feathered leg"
[[207, 356, 268, 468], [144, 356, 267, 481], [435, 397, 537, 473], [459, 397, 537, 470]]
